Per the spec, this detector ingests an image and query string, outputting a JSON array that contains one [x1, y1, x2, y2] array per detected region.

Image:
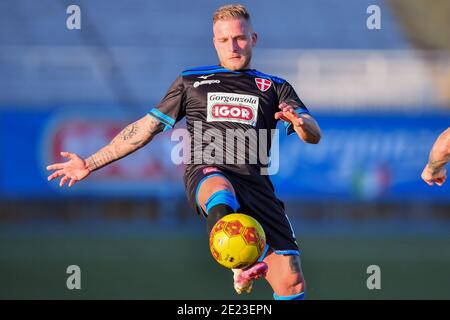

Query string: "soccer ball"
[[209, 213, 266, 269]]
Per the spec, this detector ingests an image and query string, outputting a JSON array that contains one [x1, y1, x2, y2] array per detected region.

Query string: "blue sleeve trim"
[[295, 109, 310, 116], [284, 122, 294, 135], [149, 108, 175, 127], [147, 112, 172, 132], [274, 250, 300, 256]]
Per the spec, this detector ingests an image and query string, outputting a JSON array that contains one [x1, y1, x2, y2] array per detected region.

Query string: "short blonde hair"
[[213, 4, 251, 24]]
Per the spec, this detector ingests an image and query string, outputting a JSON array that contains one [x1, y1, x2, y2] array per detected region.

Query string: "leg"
[[263, 250, 306, 299], [196, 170, 267, 294], [196, 171, 238, 232]]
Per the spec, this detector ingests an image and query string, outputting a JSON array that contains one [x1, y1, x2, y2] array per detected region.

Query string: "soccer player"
[[47, 4, 321, 300], [421, 127, 450, 186]]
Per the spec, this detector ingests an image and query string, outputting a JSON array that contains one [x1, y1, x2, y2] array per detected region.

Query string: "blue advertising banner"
[[274, 113, 450, 201], [1, 108, 449, 201], [0, 108, 185, 199]]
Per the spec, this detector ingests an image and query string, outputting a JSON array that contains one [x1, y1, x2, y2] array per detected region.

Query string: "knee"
[[197, 175, 235, 213], [199, 183, 229, 210]]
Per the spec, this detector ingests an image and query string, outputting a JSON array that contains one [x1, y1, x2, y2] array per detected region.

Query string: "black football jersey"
[[147, 65, 310, 176]]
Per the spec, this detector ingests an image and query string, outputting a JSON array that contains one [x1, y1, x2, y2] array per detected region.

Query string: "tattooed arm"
[[85, 114, 164, 172], [46, 114, 165, 187], [421, 127, 450, 186]]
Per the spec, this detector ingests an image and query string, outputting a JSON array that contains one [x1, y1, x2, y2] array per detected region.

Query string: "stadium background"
[[1, 0, 449, 299]]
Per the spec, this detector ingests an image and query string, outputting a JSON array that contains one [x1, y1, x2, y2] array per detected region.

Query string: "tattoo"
[[85, 156, 98, 171], [120, 123, 139, 141], [288, 255, 302, 274], [85, 115, 165, 172], [86, 150, 116, 171]]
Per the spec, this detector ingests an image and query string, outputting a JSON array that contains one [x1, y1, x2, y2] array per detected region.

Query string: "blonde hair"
[[213, 4, 251, 24]]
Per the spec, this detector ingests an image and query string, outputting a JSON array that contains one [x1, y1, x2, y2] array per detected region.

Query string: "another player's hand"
[[421, 164, 447, 186], [274, 102, 304, 127], [46, 152, 90, 187]]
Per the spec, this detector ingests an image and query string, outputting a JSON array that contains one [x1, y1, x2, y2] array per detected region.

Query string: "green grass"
[[1, 234, 449, 299]]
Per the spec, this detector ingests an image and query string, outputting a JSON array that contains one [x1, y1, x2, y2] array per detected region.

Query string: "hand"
[[274, 102, 304, 127], [47, 151, 90, 187], [421, 164, 447, 186], [275, 102, 321, 144]]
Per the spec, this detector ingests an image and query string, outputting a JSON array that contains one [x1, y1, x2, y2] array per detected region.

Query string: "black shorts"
[[183, 165, 299, 254]]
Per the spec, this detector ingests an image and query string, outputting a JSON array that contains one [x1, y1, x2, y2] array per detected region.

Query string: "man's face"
[[213, 18, 257, 71]]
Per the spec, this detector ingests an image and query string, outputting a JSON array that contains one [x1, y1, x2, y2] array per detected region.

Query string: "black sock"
[[206, 204, 234, 235]]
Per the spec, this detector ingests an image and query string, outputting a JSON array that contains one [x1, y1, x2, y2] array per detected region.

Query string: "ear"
[[251, 32, 258, 47]]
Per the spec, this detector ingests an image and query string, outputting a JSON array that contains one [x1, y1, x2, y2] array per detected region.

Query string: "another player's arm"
[[275, 102, 321, 144], [47, 114, 165, 187], [421, 127, 450, 186]]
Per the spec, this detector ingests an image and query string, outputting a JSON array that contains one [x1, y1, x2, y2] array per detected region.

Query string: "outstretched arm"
[[85, 114, 164, 171], [275, 102, 321, 144], [421, 127, 450, 186], [47, 114, 165, 187]]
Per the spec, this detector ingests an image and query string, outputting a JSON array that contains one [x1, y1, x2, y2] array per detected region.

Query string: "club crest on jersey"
[[255, 78, 272, 92], [207, 92, 259, 126]]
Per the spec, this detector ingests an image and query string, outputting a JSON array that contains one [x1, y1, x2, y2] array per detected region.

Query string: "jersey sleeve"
[[277, 81, 310, 136], [148, 75, 186, 131]]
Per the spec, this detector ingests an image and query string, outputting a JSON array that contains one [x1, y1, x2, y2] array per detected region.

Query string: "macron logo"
[[198, 74, 215, 80]]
